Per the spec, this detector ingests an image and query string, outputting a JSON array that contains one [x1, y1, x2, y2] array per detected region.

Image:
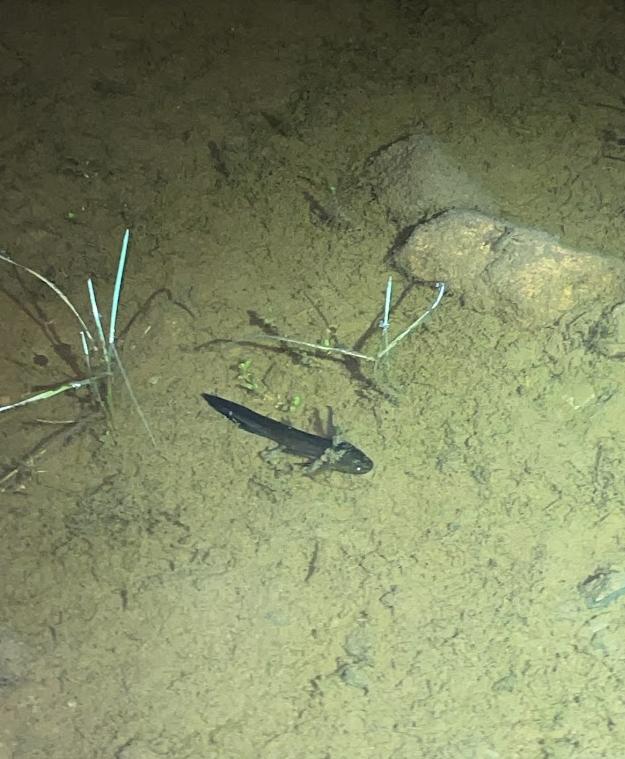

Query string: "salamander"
[[202, 393, 373, 475]]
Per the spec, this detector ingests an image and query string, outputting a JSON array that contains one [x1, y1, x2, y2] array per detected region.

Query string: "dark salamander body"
[[202, 393, 373, 474]]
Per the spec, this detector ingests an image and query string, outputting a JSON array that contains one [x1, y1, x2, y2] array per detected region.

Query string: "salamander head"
[[330, 441, 374, 474]]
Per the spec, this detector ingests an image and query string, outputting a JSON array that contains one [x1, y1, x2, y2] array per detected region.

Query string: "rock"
[[393, 209, 625, 329], [363, 132, 497, 226]]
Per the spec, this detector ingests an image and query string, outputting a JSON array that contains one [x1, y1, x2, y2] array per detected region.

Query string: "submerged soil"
[[3, 1, 625, 757]]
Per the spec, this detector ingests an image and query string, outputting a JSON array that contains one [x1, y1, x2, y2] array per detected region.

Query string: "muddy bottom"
[[2, 1, 625, 758]]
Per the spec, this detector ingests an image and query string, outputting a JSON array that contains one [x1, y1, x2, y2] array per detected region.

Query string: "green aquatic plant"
[[0, 230, 155, 444], [287, 394, 302, 413], [237, 358, 259, 393]]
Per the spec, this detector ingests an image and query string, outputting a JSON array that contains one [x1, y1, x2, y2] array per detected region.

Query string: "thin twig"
[[250, 333, 376, 362], [249, 281, 446, 366], [0, 375, 109, 413], [110, 343, 156, 446], [0, 252, 95, 343], [376, 281, 445, 360]]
